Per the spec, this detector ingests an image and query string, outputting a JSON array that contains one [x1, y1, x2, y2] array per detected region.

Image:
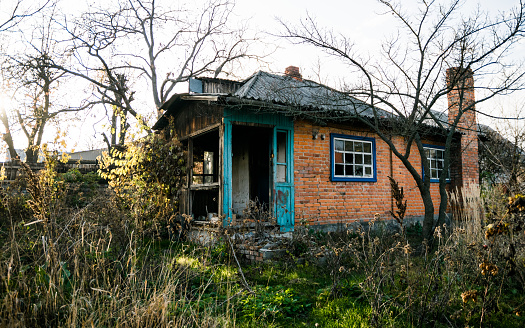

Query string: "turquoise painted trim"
[[274, 127, 295, 232], [222, 121, 233, 227], [223, 107, 294, 128], [222, 108, 294, 229]]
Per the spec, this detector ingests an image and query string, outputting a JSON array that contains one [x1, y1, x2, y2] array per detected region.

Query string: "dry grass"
[[2, 161, 525, 327], [0, 164, 236, 328]]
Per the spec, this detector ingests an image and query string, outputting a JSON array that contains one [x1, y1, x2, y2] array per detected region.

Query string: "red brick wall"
[[293, 120, 443, 225], [446, 67, 479, 189]]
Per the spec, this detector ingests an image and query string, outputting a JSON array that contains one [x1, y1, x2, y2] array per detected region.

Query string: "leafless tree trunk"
[[0, 106, 17, 161]]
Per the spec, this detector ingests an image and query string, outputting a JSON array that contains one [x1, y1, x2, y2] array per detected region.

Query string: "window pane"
[[335, 164, 344, 175], [204, 151, 214, 183], [424, 146, 448, 181], [355, 154, 363, 164], [355, 165, 363, 176], [276, 164, 286, 182], [335, 151, 344, 163], [335, 139, 344, 151], [345, 140, 354, 151], [344, 153, 354, 164], [277, 132, 287, 163], [365, 166, 372, 176], [364, 142, 371, 153], [354, 142, 363, 152], [346, 165, 354, 176], [364, 154, 372, 164], [193, 175, 203, 184]]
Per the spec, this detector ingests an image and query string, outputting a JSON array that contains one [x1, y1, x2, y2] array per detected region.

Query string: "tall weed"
[[0, 157, 234, 327]]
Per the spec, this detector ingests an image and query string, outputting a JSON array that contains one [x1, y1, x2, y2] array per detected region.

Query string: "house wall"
[[172, 102, 223, 139], [293, 120, 443, 225]]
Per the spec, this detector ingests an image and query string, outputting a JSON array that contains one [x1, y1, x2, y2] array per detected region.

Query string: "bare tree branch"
[[279, 0, 525, 239]]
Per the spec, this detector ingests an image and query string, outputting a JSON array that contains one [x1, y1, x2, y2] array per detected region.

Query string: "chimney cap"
[[285, 66, 302, 81]]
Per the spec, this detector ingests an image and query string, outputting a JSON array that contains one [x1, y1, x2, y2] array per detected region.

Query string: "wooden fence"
[[1, 161, 99, 184]]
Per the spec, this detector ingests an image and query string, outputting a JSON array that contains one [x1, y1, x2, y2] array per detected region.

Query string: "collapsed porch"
[[179, 118, 294, 231]]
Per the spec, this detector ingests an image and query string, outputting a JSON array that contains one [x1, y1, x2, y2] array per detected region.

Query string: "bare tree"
[[122, 0, 257, 116], [101, 72, 133, 148], [0, 0, 51, 160], [49, 0, 259, 150], [280, 0, 525, 239], [5, 53, 66, 163], [1, 5, 87, 163]]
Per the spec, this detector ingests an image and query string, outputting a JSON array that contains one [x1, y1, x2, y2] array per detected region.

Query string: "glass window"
[[331, 134, 376, 182], [276, 131, 287, 183], [423, 145, 449, 182]]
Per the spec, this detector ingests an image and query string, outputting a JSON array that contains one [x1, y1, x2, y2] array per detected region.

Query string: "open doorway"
[[231, 125, 272, 216]]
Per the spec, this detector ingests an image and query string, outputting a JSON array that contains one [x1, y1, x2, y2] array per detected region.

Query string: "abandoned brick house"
[[152, 66, 479, 231]]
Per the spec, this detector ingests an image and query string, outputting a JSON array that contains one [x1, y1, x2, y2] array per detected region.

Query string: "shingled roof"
[[231, 71, 391, 119]]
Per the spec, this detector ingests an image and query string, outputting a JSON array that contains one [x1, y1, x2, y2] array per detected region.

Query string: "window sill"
[[190, 182, 220, 190], [331, 176, 377, 182]]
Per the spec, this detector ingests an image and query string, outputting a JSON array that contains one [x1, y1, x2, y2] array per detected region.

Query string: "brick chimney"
[[446, 67, 479, 189], [285, 66, 302, 81]]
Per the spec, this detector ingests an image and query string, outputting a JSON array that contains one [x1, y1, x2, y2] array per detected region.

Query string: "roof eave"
[[153, 94, 224, 130]]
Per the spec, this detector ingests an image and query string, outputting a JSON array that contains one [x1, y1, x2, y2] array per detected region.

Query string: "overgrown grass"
[[2, 160, 525, 327]]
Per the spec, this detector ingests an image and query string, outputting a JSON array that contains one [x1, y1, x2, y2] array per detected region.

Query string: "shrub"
[[99, 134, 186, 238]]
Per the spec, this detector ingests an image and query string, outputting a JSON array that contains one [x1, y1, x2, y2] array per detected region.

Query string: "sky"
[[235, 0, 525, 131], [1, 0, 525, 155]]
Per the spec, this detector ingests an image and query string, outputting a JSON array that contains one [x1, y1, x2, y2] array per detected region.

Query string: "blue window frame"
[[331, 133, 377, 182], [423, 144, 449, 183]]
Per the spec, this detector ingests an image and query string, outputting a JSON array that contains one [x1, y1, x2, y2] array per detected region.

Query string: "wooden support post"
[[187, 137, 194, 216], [219, 122, 224, 218]]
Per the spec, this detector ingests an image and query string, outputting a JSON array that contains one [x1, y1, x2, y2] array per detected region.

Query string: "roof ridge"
[[235, 71, 264, 97]]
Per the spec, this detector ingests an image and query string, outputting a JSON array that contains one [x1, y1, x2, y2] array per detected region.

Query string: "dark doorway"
[[231, 125, 271, 215]]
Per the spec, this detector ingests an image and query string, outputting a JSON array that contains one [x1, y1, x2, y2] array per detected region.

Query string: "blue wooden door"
[[273, 128, 294, 231], [222, 109, 294, 230]]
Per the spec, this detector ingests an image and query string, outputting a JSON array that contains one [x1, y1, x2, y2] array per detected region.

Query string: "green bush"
[[99, 134, 186, 238]]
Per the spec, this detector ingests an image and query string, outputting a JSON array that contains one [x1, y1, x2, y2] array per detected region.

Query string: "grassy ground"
[[2, 165, 525, 327], [142, 241, 374, 328]]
